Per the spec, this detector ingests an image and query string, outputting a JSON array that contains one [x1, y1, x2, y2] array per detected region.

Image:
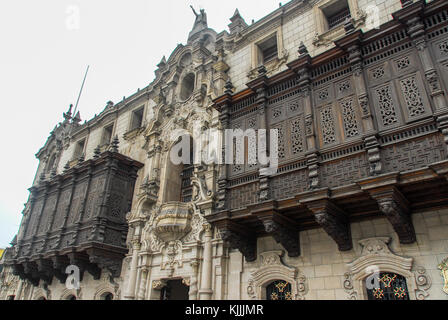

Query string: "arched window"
[[266, 280, 293, 300], [365, 272, 409, 300], [46, 154, 56, 173], [180, 73, 195, 101]]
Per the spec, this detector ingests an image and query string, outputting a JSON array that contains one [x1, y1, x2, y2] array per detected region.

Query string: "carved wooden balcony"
[[208, 0, 448, 261], [6, 151, 143, 285]]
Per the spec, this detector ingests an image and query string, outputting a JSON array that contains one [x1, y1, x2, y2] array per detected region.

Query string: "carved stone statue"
[[189, 6, 208, 40]]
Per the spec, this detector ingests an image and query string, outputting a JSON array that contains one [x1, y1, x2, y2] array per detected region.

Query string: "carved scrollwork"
[[343, 272, 357, 300], [152, 280, 166, 290], [191, 175, 213, 203], [414, 266, 432, 300]]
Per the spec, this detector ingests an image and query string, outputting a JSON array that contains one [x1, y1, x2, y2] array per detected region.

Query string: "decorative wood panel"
[[229, 182, 259, 210], [382, 133, 447, 172], [270, 169, 308, 200], [320, 153, 369, 188]]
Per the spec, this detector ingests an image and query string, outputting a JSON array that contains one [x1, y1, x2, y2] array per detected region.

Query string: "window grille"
[[366, 273, 410, 300], [327, 7, 351, 29], [266, 280, 293, 300]]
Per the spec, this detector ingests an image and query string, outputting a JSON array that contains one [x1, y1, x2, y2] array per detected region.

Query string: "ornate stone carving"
[[343, 272, 357, 300], [152, 280, 166, 290], [246, 250, 307, 300], [161, 240, 183, 270], [183, 212, 207, 243], [438, 257, 448, 295], [414, 266, 431, 300], [182, 278, 191, 287], [191, 175, 213, 203], [346, 237, 432, 300]]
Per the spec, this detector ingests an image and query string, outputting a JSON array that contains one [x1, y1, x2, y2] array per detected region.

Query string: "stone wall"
[[229, 208, 448, 300]]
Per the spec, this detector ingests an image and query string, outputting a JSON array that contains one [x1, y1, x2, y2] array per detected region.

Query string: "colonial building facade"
[[1, 0, 448, 300]]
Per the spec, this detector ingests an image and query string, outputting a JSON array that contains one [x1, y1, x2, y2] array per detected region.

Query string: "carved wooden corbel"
[[216, 220, 257, 262], [36, 258, 54, 284], [369, 187, 416, 244], [258, 213, 300, 257], [305, 199, 352, 251]]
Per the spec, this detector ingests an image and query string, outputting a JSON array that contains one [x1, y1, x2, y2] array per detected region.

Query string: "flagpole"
[[73, 65, 90, 117]]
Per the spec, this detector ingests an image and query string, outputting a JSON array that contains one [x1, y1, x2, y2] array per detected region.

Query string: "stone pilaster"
[[198, 224, 213, 300]]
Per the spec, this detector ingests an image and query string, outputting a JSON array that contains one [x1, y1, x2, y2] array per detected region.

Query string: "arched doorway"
[[160, 279, 189, 300]]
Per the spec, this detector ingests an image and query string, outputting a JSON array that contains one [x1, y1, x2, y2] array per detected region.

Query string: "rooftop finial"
[[77, 153, 85, 164], [63, 161, 70, 172], [110, 136, 119, 153], [224, 79, 234, 95], [93, 145, 101, 159], [298, 41, 309, 57]]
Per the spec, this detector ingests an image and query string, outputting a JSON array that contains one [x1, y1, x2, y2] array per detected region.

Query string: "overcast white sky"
[[0, 0, 288, 247]]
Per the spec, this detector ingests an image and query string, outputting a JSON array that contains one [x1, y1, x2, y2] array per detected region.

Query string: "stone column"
[[137, 267, 149, 300], [198, 224, 213, 300], [152, 141, 162, 181], [188, 259, 200, 300], [15, 280, 24, 300], [123, 222, 142, 300]]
